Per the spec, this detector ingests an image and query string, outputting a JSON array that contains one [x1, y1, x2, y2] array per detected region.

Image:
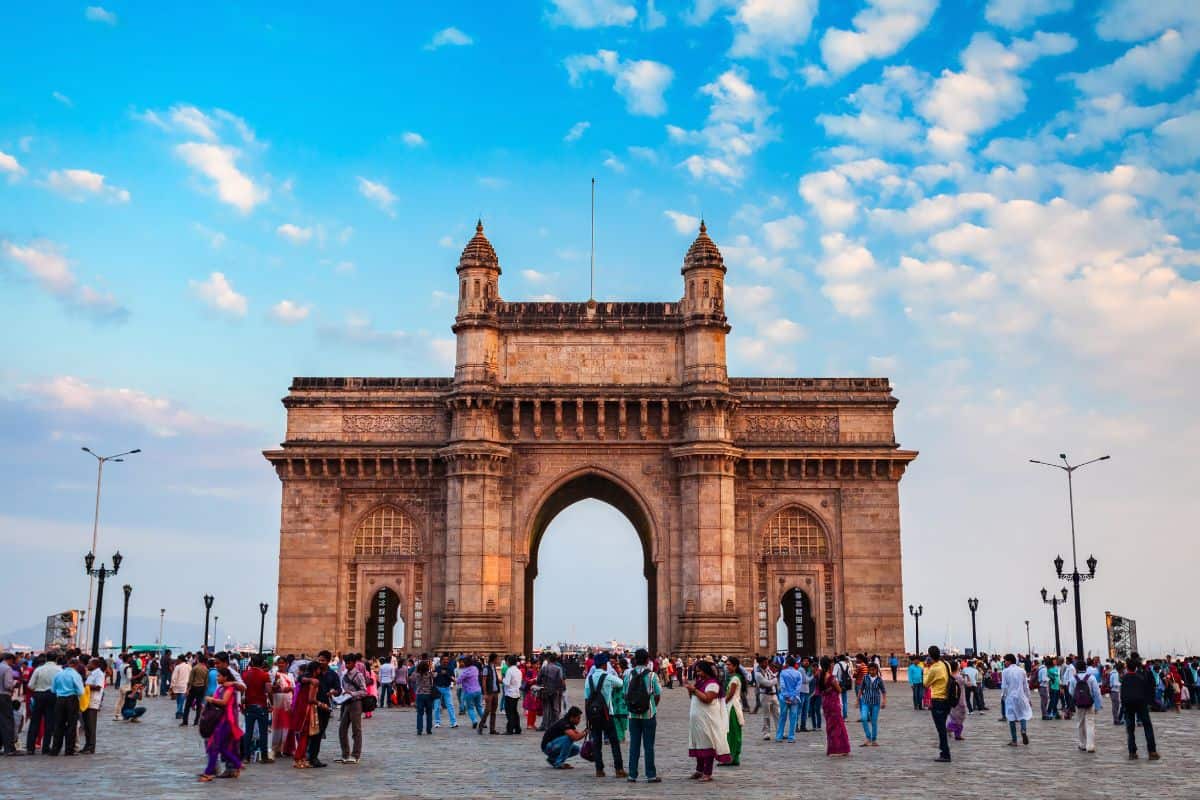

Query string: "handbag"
[[198, 703, 223, 738], [79, 686, 91, 712], [580, 737, 595, 762], [362, 694, 378, 713]]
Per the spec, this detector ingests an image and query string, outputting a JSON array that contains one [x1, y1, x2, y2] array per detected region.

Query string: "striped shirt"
[[858, 674, 886, 706]]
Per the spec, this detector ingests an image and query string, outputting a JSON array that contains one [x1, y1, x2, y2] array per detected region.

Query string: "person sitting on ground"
[[541, 706, 587, 769], [121, 680, 147, 722]]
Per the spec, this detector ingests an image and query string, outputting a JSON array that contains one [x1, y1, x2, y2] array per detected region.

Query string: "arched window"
[[354, 506, 420, 556], [761, 506, 829, 559]]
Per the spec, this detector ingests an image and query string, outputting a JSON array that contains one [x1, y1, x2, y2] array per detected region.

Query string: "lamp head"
[[1041, 587, 1048, 602], [131, 448, 142, 454], [1059, 453, 1067, 461], [968, 597, 979, 611], [85, 551, 95, 572], [123, 584, 132, 597], [1060, 587, 1068, 602], [1054, 554, 1065, 576], [1086, 554, 1097, 576], [260, 602, 269, 614], [111, 550, 123, 572], [81, 446, 92, 453], [908, 604, 914, 614]]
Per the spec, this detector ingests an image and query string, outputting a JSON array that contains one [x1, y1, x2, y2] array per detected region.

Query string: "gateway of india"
[[265, 221, 917, 657]]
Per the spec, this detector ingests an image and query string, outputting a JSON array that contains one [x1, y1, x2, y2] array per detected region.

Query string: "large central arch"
[[523, 469, 658, 654]]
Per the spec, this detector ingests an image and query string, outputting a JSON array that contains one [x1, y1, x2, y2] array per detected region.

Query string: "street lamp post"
[[967, 598, 980, 655], [1041, 587, 1069, 657], [81, 447, 140, 645], [202, 595, 214, 654], [908, 604, 923, 654], [214, 616, 219, 651], [121, 584, 132, 652], [83, 550, 122, 654], [1025, 620, 1032, 656], [1031, 453, 1109, 658], [258, 603, 269, 654], [158, 608, 166, 656]]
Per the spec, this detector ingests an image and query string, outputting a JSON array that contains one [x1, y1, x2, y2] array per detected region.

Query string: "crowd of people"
[[0, 645, 1194, 782]]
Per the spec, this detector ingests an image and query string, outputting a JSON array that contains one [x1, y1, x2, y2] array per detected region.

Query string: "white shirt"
[[502, 665, 523, 698], [86, 668, 105, 710], [379, 663, 395, 683]]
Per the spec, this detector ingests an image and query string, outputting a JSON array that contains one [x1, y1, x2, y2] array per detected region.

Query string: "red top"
[[242, 666, 270, 706]]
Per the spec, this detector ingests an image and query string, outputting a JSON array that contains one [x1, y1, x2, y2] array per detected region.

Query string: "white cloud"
[[357, 176, 397, 217], [521, 269, 557, 284], [674, 67, 775, 183], [664, 210, 701, 234], [603, 153, 626, 172], [1094, 0, 1200, 43], [189, 272, 247, 317], [174, 143, 267, 213], [425, 27, 474, 49], [548, 0, 637, 28], [799, 169, 857, 229], [564, 121, 591, 142], [565, 50, 674, 116], [645, 0, 667, 29], [52, 91, 73, 107], [276, 223, 313, 244], [1071, 29, 1200, 97], [984, 0, 1072, 30], [817, 66, 927, 151], [2, 239, 129, 322], [84, 6, 117, 24], [628, 145, 658, 162], [760, 317, 805, 343], [0, 149, 24, 180], [45, 168, 130, 203], [401, 131, 427, 148], [817, 232, 878, 316], [919, 31, 1076, 153], [819, 0, 937, 78], [871, 192, 997, 233], [761, 215, 805, 250], [269, 300, 311, 324], [318, 313, 414, 349], [728, 0, 819, 59], [438, 235, 456, 248], [1152, 110, 1200, 166]]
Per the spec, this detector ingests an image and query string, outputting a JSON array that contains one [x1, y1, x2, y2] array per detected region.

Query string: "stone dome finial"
[[683, 219, 724, 273], [459, 218, 498, 269]]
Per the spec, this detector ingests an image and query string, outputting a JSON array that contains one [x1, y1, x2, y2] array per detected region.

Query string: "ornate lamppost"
[[1041, 586, 1069, 657], [202, 594, 214, 654], [83, 550, 122, 654], [1025, 620, 1032, 656], [1031, 453, 1109, 657], [908, 604, 923, 654], [258, 603, 269, 654], [121, 584, 132, 652], [967, 597, 980, 655]]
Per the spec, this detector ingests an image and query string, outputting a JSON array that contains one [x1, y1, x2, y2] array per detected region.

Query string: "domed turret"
[[459, 219, 499, 270], [681, 220, 726, 318], [456, 220, 501, 316], [683, 220, 725, 273]]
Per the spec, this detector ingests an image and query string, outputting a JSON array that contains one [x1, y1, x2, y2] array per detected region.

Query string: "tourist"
[[522, 656, 542, 731], [888, 652, 899, 682], [612, 657, 630, 742], [502, 654, 523, 734], [183, 654, 208, 726], [686, 659, 729, 781], [833, 655, 853, 718], [582, 652, 626, 777], [432, 654, 458, 729], [753, 656, 779, 741], [1001, 654, 1032, 746], [962, 658, 978, 712], [538, 651, 566, 731], [146, 655, 160, 698], [378, 657, 395, 709], [395, 656, 411, 707], [857, 661, 886, 746], [1120, 654, 1160, 760], [170, 655, 191, 720], [305, 651, 339, 768], [199, 667, 243, 782], [541, 705, 586, 769], [120, 676, 147, 722], [818, 656, 851, 757], [47, 657, 84, 756], [972, 658, 988, 711], [721, 657, 744, 767], [336, 652, 367, 765], [413, 659, 436, 735], [775, 656, 805, 742], [805, 658, 822, 730], [945, 659, 967, 741], [478, 653, 501, 735], [0, 653, 19, 756], [1068, 657, 1102, 753], [1060, 656, 1077, 720], [289, 662, 318, 767], [270, 657, 294, 758], [624, 648, 662, 783], [907, 657, 924, 710], [1108, 661, 1124, 725], [457, 656, 482, 729], [923, 646, 952, 763], [1047, 656, 1062, 719], [25, 655, 60, 754], [240, 654, 271, 763]]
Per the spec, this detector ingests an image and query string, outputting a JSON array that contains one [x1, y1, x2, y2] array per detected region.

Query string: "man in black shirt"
[[1120, 654, 1160, 761], [306, 650, 341, 768], [541, 706, 586, 769], [433, 655, 458, 728]]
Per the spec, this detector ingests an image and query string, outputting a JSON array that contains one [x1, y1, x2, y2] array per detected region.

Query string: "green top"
[[612, 676, 628, 717], [622, 666, 663, 720], [1048, 666, 1060, 691]]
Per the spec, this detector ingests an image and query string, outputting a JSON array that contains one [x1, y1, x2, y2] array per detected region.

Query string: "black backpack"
[[1074, 676, 1093, 709], [626, 669, 652, 715], [944, 662, 960, 706], [836, 663, 852, 692], [585, 673, 610, 725]]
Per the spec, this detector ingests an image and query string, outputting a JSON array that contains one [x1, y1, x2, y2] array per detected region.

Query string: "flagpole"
[[590, 177, 595, 302]]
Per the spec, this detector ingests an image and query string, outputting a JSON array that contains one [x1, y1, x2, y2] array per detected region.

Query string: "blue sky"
[[2, 1, 1199, 654]]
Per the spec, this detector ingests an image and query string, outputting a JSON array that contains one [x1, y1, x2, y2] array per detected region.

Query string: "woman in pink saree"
[[198, 668, 243, 781]]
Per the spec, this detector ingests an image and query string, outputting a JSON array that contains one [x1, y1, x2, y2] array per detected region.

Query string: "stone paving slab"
[[3, 681, 1197, 799]]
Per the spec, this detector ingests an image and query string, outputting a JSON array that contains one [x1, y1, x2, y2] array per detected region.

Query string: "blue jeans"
[[542, 734, 579, 767], [415, 693, 434, 733], [859, 701, 880, 741], [627, 716, 657, 779], [776, 699, 800, 740], [841, 690, 849, 718], [175, 692, 186, 717], [243, 705, 269, 758], [808, 693, 822, 728], [434, 686, 457, 726], [461, 691, 482, 725], [911, 683, 924, 709]]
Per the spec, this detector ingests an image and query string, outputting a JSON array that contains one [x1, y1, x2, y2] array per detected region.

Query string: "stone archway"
[[364, 586, 404, 659], [523, 470, 657, 655], [780, 587, 817, 657]]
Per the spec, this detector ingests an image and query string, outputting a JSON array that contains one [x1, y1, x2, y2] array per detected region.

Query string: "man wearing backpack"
[[833, 656, 853, 719], [1067, 658, 1102, 753], [623, 648, 662, 783], [582, 652, 626, 779], [923, 646, 953, 762]]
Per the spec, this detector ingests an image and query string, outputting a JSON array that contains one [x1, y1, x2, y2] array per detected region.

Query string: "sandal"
[[197, 775, 214, 782]]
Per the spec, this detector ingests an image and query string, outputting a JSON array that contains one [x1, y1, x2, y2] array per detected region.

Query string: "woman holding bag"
[[198, 668, 243, 781]]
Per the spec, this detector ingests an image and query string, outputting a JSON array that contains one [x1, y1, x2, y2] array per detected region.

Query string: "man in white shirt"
[[501, 655, 524, 734], [81, 658, 106, 753], [379, 660, 396, 708], [25, 656, 61, 754]]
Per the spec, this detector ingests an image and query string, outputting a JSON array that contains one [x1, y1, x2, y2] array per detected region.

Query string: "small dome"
[[683, 220, 725, 272], [459, 219, 499, 268]]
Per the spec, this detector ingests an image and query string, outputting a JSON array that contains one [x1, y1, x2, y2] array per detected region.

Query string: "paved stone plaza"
[[5, 680, 1198, 799]]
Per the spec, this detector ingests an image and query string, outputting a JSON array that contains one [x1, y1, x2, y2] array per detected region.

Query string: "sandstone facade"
[[264, 221, 917, 657]]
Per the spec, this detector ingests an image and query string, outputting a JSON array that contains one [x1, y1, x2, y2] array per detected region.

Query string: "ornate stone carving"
[[739, 414, 839, 442], [342, 414, 439, 434]]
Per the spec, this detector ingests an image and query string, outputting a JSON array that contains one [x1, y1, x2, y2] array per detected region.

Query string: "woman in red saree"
[[819, 657, 851, 757], [521, 659, 542, 730], [289, 663, 319, 768]]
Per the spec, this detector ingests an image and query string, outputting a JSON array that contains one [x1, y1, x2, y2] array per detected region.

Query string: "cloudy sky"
[[1, 1, 1198, 655]]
